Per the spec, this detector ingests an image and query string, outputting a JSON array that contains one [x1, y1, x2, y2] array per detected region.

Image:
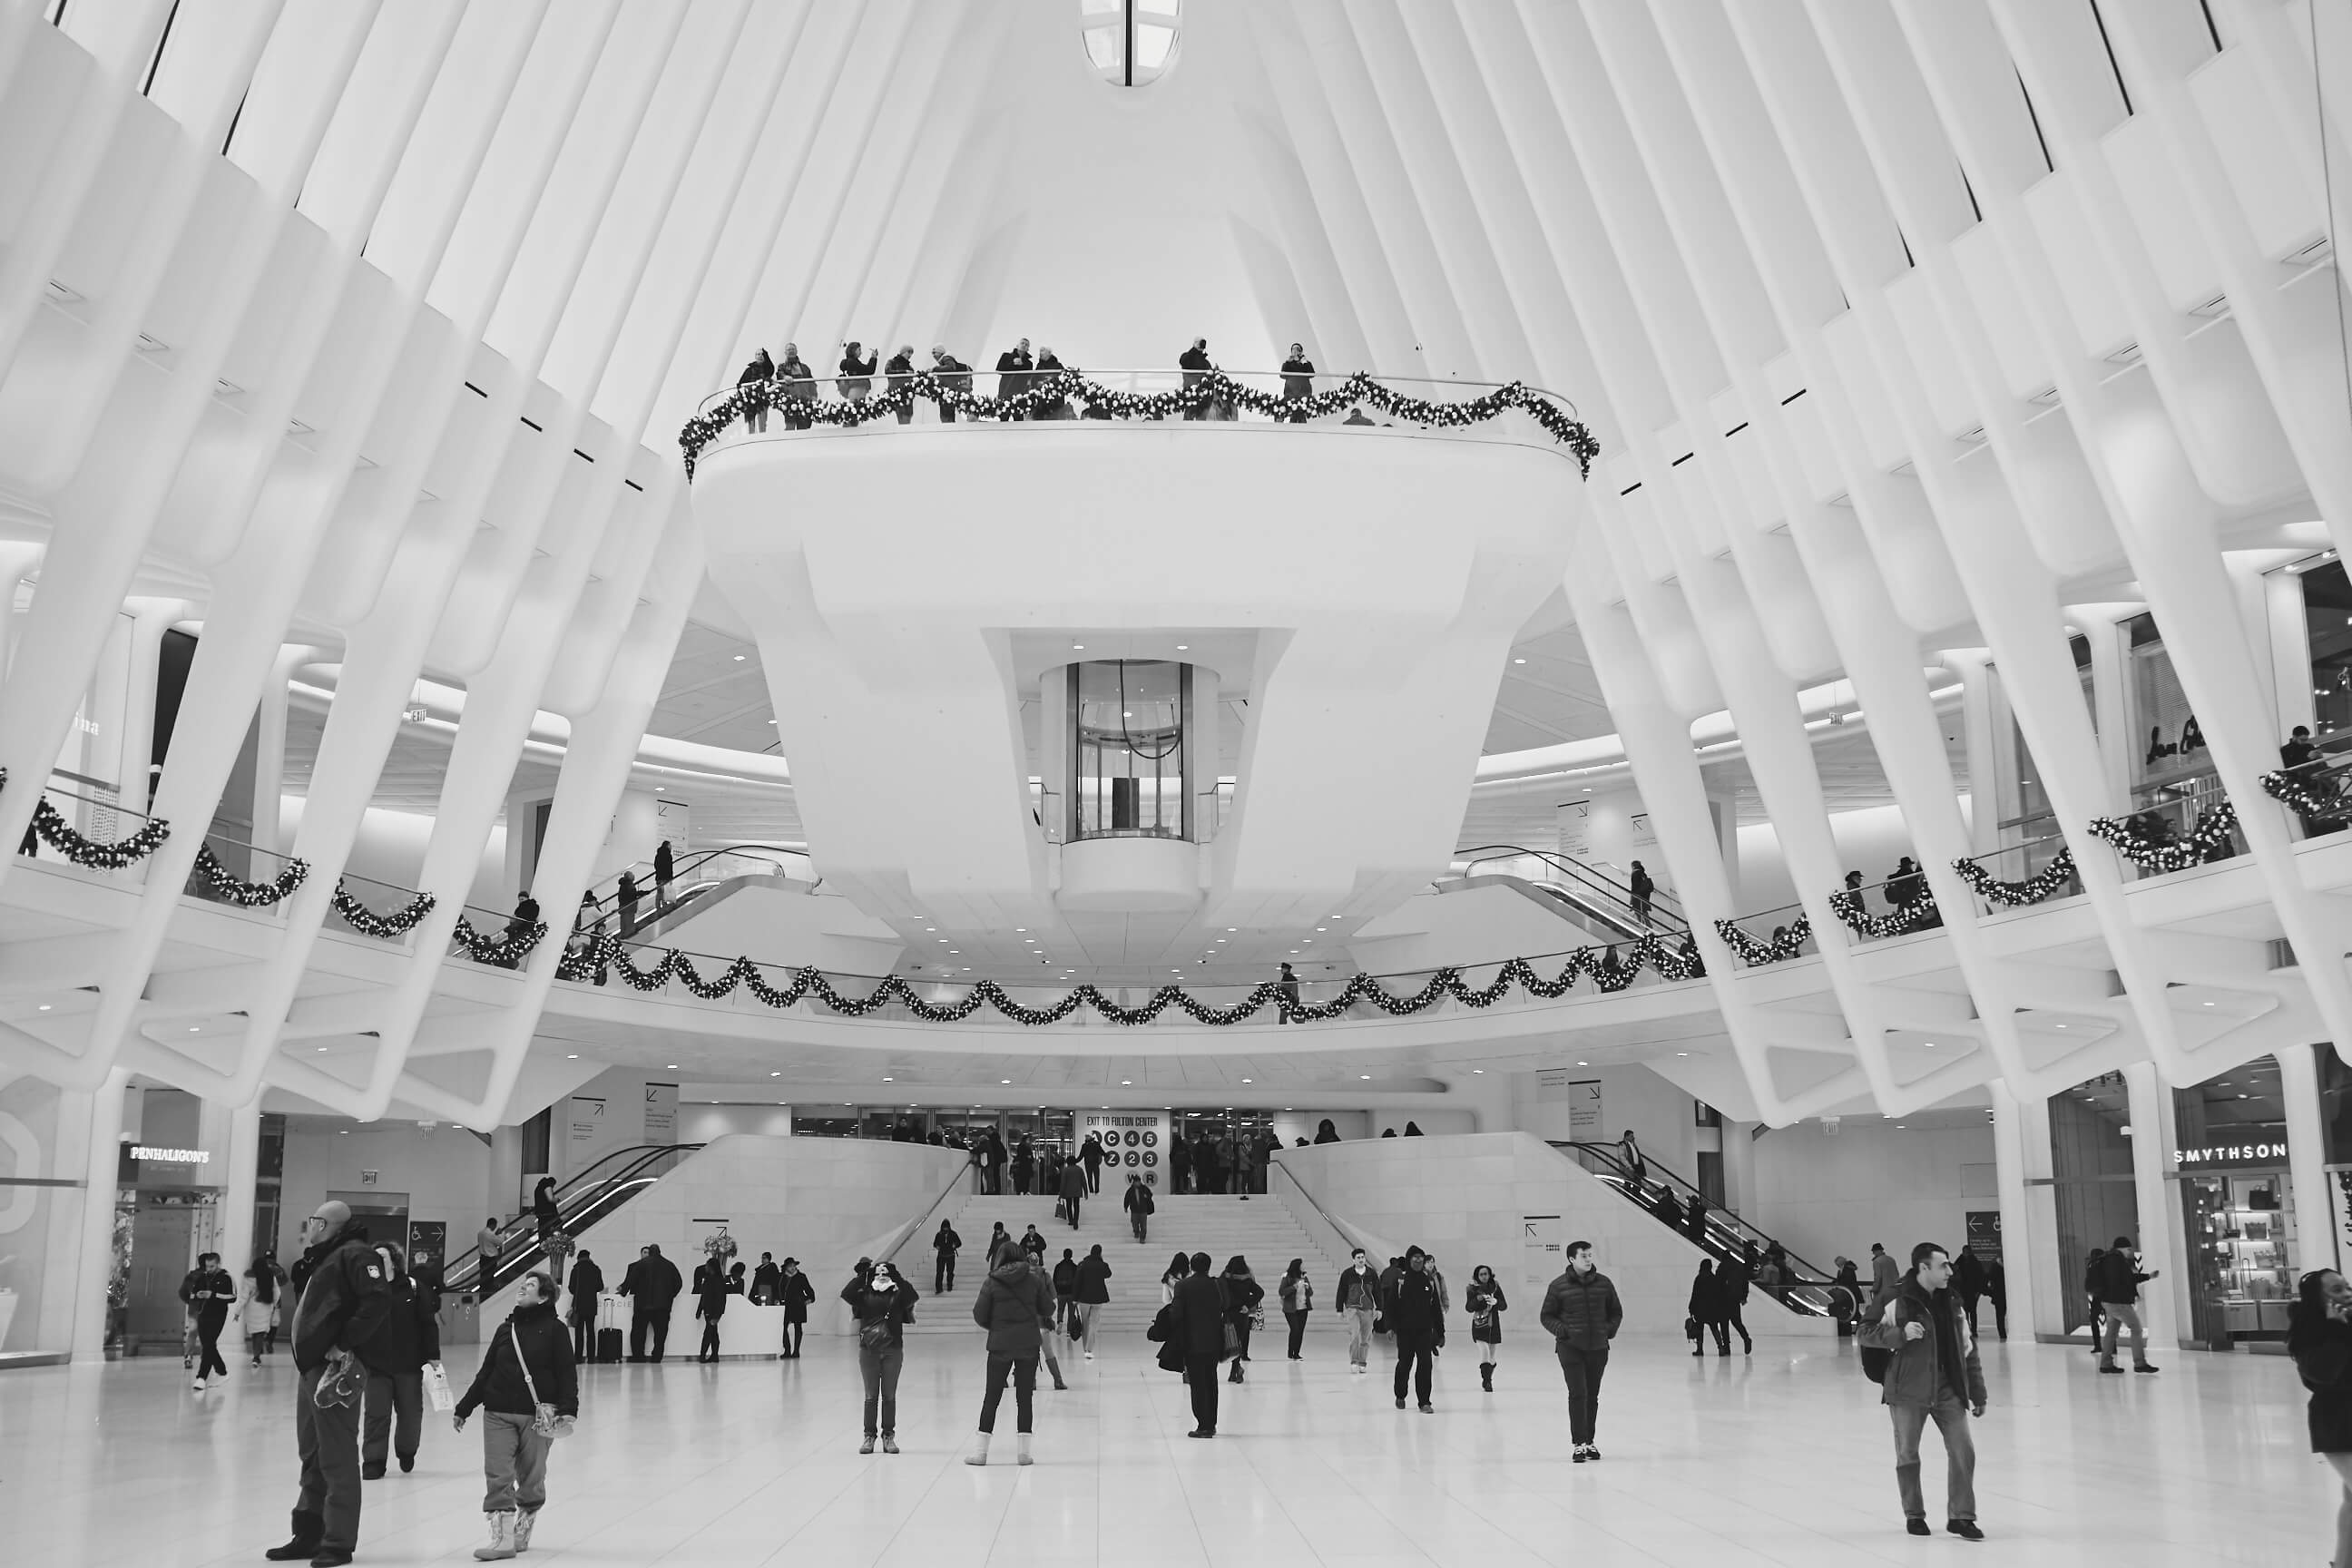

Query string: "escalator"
[[1452, 844, 1689, 943], [1553, 1141, 1848, 1321], [439, 1143, 705, 1297], [572, 845, 816, 944]]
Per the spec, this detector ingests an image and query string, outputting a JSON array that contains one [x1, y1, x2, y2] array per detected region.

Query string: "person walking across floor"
[[1168, 1251, 1229, 1437], [1052, 1247, 1080, 1335], [1081, 1132, 1104, 1194], [1984, 1258, 2009, 1341], [2288, 1268, 2352, 1566], [264, 1200, 390, 1567], [1221, 1256, 1264, 1384], [359, 1242, 441, 1480], [842, 1258, 918, 1455], [241, 1248, 289, 1367], [1387, 1247, 1441, 1413], [1012, 1137, 1035, 1196], [1161, 1250, 1191, 1305], [1020, 1222, 1049, 1268], [1279, 1259, 1313, 1358], [1859, 1243, 1987, 1540], [1058, 1152, 1086, 1230], [617, 1243, 682, 1363], [1123, 1171, 1154, 1242], [1466, 1264, 1507, 1392], [181, 1251, 235, 1391], [1540, 1240, 1622, 1461], [452, 1269, 576, 1562], [1690, 1259, 1730, 1357], [692, 1253, 732, 1363], [776, 1258, 815, 1358], [967, 1241, 1055, 1466], [1870, 1242, 1900, 1302], [1171, 1132, 1191, 1194], [1074, 1242, 1112, 1359], [564, 1250, 603, 1363], [1720, 1252, 1755, 1355], [933, 1220, 962, 1296], [1337, 1247, 1380, 1374], [2096, 1235, 2161, 1374], [1954, 1247, 1988, 1338]]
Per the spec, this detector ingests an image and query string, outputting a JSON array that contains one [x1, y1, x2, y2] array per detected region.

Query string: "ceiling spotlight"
[[36, 1004, 49, 1012], [1176, 643, 1189, 651], [1001, 1079, 1012, 1085], [189, 1025, 201, 1033], [1514, 658, 1526, 664], [566, 1054, 578, 1059], [1472, 1069, 1484, 1074], [1242, 1078, 1252, 1083], [1360, 1074, 1371, 1080], [1122, 1080, 1132, 1085], [1016, 928, 1027, 933], [1072, 643, 1084, 650], [1577, 1061, 1588, 1066], [771, 1071, 781, 1076], [317, 1046, 327, 1052], [667, 1064, 678, 1069], [1227, 928, 1238, 933]]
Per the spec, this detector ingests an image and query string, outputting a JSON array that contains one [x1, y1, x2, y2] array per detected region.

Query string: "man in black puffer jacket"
[[1386, 1247, 1443, 1415], [1539, 1240, 1624, 1462], [456, 1270, 578, 1559], [358, 1241, 441, 1479], [265, 1201, 390, 1567]]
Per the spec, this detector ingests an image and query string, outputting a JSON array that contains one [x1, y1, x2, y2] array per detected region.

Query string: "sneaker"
[[859, 1436, 876, 1455], [1906, 1518, 1931, 1536], [191, 1379, 206, 1393], [362, 1466, 385, 1480], [880, 1436, 899, 1454], [1572, 1446, 1589, 1464], [1947, 1520, 1984, 1541], [1585, 1445, 1602, 1460], [1187, 1428, 1214, 1438], [1083, 1351, 1094, 1360]]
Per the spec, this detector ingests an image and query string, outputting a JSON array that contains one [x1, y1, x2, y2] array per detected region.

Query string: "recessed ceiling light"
[[1242, 1078, 1252, 1083], [768, 719, 777, 724], [1514, 658, 1526, 664], [653, 786, 663, 791], [1016, 928, 1026, 933], [1577, 1061, 1588, 1066], [1472, 1069, 1484, 1073], [734, 653, 745, 660], [317, 1046, 327, 1052], [1227, 928, 1238, 933], [2055, 1024, 2066, 1029], [1072, 643, 1084, 650], [189, 1025, 201, 1033], [2202, 1001, 2214, 1007], [771, 1071, 780, 1076], [667, 1064, 678, 1069], [36, 1004, 49, 1011], [1001, 1079, 1012, 1085], [1360, 1074, 1371, 1080], [1176, 643, 1189, 650], [567, 1054, 578, 1059]]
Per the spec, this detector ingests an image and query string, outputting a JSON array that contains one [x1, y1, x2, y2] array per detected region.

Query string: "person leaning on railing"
[[1279, 342, 1315, 422], [929, 345, 972, 421], [838, 340, 877, 401], [776, 343, 815, 429], [737, 348, 773, 433], [884, 345, 916, 425]]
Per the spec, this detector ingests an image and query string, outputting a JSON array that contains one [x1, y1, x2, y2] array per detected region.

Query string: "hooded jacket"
[[290, 1220, 391, 1373], [1859, 1271, 1987, 1410], [971, 1253, 1056, 1356], [1539, 1267, 1623, 1351], [456, 1297, 577, 1420], [358, 1272, 442, 1377], [1385, 1268, 1442, 1340]]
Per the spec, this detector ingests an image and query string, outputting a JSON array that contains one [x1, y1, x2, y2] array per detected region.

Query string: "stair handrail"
[[1453, 844, 1690, 934], [443, 1143, 705, 1294], [569, 845, 817, 926], [1268, 1152, 1404, 1274], [877, 1161, 985, 1274], [1553, 1140, 1838, 1318]]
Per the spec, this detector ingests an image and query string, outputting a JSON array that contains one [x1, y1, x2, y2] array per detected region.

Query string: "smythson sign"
[[2174, 1141, 2287, 1168]]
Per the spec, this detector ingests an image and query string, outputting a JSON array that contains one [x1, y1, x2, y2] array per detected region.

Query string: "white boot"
[[512, 1509, 537, 1553], [964, 1432, 990, 1466], [473, 1510, 516, 1561], [1017, 1433, 1034, 1466]]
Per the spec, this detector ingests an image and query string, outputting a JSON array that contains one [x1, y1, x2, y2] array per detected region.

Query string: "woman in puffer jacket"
[[966, 1241, 1056, 1466], [454, 1270, 576, 1561]]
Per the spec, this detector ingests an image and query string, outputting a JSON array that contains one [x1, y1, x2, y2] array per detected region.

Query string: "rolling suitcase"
[[596, 1327, 623, 1364]]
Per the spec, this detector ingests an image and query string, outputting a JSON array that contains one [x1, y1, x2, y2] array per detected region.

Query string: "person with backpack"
[[1123, 1171, 1155, 1242], [1539, 1241, 1622, 1460], [841, 1259, 918, 1455], [1858, 1243, 1987, 1541], [453, 1269, 577, 1561], [968, 1241, 1057, 1465], [933, 1220, 963, 1295], [358, 1242, 442, 1479]]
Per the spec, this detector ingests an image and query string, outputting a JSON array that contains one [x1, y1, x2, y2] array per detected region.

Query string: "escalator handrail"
[[573, 845, 812, 920], [443, 1143, 705, 1292], [1454, 844, 1690, 933], [1554, 1140, 1838, 1302]]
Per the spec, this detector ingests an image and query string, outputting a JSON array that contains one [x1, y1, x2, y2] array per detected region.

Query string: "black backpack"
[[1859, 1343, 1892, 1384]]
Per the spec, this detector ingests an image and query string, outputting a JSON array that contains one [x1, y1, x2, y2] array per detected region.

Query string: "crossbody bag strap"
[[508, 1322, 543, 1406]]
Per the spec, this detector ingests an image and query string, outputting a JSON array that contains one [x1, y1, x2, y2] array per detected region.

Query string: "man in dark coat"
[[179, 1250, 235, 1390], [1058, 1155, 1086, 1231], [1539, 1240, 1623, 1461], [883, 345, 916, 424], [618, 1243, 683, 1363], [737, 348, 774, 432], [995, 337, 1034, 418], [358, 1241, 441, 1478], [1385, 1246, 1443, 1413], [1179, 337, 1211, 418], [1279, 342, 1315, 421], [1168, 1251, 1229, 1437], [930, 344, 971, 422], [1080, 1132, 1105, 1194], [2095, 1235, 2160, 1374], [265, 1201, 390, 1566], [652, 838, 674, 907], [565, 1249, 604, 1361], [1858, 1244, 1988, 1540]]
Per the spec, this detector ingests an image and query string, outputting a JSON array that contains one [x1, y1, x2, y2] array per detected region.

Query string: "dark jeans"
[[295, 1364, 364, 1553], [1394, 1334, 1434, 1405], [1724, 1305, 1751, 1351], [1131, 1210, 1149, 1243], [631, 1310, 671, 1361], [978, 1354, 1037, 1434], [1286, 1309, 1308, 1357], [362, 1370, 421, 1471], [699, 1319, 721, 1360], [1064, 1192, 1082, 1230], [1186, 1354, 1221, 1433], [936, 1254, 956, 1295], [195, 1317, 228, 1379], [1014, 1171, 1032, 1195], [1084, 1163, 1100, 1193], [782, 1320, 804, 1357], [1557, 1343, 1609, 1445], [860, 1343, 904, 1436], [571, 1308, 596, 1362]]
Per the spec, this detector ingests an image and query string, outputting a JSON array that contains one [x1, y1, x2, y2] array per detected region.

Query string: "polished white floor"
[[3, 1329, 2333, 1565]]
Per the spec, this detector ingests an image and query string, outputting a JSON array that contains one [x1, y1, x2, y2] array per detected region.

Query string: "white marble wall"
[[1277, 1133, 1831, 1340]]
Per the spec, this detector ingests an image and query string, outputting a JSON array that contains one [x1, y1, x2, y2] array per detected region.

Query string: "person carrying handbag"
[[454, 1270, 576, 1562], [840, 1259, 918, 1455]]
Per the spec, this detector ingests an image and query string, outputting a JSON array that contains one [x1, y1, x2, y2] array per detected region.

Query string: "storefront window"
[[2124, 613, 2215, 795], [2172, 1057, 2294, 1348]]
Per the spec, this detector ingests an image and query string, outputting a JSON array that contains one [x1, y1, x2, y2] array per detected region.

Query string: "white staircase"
[[897, 1191, 1359, 1336]]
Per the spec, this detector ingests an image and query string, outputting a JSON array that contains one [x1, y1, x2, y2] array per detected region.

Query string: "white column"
[[70, 1068, 130, 1363], [2082, 613, 2133, 809], [1708, 792, 1740, 907], [218, 1101, 262, 1283], [1989, 1081, 2041, 1338], [113, 605, 173, 817], [1948, 653, 2001, 856], [252, 649, 307, 856], [2278, 1045, 2336, 1275], [2122, 1062, 2185, 1351]]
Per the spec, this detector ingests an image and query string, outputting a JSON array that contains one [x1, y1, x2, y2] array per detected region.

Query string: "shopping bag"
[[1054, 1198, 1067, 1220], [423, 1361, 455, 1413]]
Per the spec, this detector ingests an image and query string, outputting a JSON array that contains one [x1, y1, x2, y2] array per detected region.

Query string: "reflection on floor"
[[5, 1329, 2330, 1565]]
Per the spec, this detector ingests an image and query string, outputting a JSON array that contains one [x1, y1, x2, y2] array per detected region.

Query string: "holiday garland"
[[2260, 768, 2348, 823], [1827, 887, 1941, 939], [190, 842, 310, 907], [330, 879, 437, 937], [0, 767, 175, 869], [2085, 799, 2239, 872], [680, 368, 1602, 479], [1950, 848, 2077, 907], [554, 928, 1705, 1025], [1713, 916, 1812, 967], [451, 916, 547, 966]]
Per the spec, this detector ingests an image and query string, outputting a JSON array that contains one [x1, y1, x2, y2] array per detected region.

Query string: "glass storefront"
[[2045, 1073, 2139, 1340], [1068, 659, 1193, 841], [2173, 1058, 2295, 1348], [2300, 559, 2352, 740]]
